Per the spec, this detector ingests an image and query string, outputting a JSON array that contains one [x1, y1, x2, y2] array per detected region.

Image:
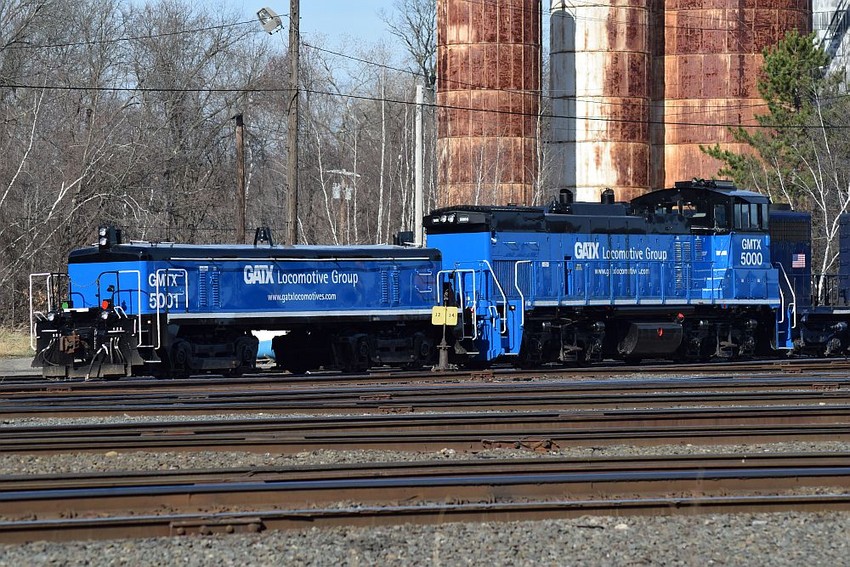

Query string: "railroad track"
[[4, 406, 850, 453], [5, 356, 850, 385], [5, 358, 850, 545], [3, 453, 850, 543], [1, 374, 849, 417]]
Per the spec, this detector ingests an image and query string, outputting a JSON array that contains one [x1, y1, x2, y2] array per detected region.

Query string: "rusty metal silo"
[[436, 0, 541, 207], [550, 0, 651, 203], [651, 1, 809, 188]]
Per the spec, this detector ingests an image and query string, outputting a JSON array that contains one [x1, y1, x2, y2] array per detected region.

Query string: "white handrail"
[[480, 260, 508, 335], [514, 260, 531, 328], [29, 272, 54, 351], [775, 262, 798, 328]]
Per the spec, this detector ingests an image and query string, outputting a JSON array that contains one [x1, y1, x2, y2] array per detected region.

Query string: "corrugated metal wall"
[[547, 0, 809, 201], [550, 0, 651, 203], [437, 0, 809, 205], [651, 0, 810, 189], [436, 0, 541, 207]]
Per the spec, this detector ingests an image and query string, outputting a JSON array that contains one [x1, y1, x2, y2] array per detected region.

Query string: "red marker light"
[[101, 300, 110, 310], [657, 328, 663, 337]]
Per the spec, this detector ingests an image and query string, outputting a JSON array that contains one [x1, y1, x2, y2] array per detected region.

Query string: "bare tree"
[[379, 0, 436, 81]]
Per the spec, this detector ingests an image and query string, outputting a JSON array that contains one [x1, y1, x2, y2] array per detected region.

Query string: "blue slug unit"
[[64, 246, 437, 320], [32, 231, 440, 378], [31, 179, 809, 378]]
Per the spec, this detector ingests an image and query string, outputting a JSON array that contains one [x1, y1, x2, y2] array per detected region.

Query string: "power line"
[[300, 39, 776, 116], [302, 40, 425, 79], [2, 80, 841, 130], [0, 2, 811, 121], [2, 18, 266, 50], [2, 3, 807, 55]]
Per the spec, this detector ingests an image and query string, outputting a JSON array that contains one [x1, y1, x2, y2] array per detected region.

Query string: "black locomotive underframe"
[[518, 304, 778, 365], [270, 319, 437, 374]]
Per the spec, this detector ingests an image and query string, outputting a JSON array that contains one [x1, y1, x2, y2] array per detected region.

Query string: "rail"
[[4, 455, 850, 543]]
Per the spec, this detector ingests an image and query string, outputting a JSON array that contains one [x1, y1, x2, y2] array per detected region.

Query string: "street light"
[[258, 4, 300, 246], [257, 8, 282, 34]]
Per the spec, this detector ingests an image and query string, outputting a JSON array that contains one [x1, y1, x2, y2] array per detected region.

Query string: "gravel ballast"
[[3, 365, 850, 565], [2, 437, 850, 565], [2, 512, 849, 566]]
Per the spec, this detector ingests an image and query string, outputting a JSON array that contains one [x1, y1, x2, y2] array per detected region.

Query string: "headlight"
[[100, 310, 110, 320], [47, 312, 56, 322]]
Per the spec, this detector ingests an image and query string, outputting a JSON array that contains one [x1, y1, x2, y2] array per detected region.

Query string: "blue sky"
[[232, 1, 396, 42]]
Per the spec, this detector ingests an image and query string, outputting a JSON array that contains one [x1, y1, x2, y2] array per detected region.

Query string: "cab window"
[[733, 202, 766, 231]]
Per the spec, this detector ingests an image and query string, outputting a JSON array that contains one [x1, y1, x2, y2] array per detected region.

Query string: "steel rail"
[[3, 456, 850, 543], [5, 494, 850, 543], [2, 376, 850, 417], [4, 406, 850, 453], [5, 373, 850, 396], [5, 356, 850, 385], [2, 389, 850, 417], [4, 453, 850, 492], [6, 464, 850, 518]]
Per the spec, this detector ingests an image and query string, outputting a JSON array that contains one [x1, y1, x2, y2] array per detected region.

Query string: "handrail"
[[775, 262, 798, 328], [480, 260, 508, 335], [514, 260, 531, 328], [28, 272, 53, 351], [152, 268, 190, 351], [437, 268, 477, 340], [114, 270, 145, 350]]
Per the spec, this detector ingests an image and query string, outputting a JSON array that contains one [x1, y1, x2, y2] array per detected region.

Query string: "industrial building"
[[437, 0, 816, 206]]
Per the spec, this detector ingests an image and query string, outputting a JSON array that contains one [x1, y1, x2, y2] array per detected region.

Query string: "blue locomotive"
[[31, 228, 440, 378], [428, 180, 796, 367], [30, 179, 812, 378]]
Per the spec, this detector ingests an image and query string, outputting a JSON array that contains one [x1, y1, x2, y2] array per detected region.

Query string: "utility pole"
[[287, 0, 300, 245], [414, 84, 424, 246], [234, 114, 246, 244]]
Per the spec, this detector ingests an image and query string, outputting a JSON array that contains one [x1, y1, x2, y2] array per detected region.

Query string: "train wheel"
[[343, 336, 371, 372], [227, 336, 257, 377], [408, 333, 435, 368], [169, 339, 193, 378]]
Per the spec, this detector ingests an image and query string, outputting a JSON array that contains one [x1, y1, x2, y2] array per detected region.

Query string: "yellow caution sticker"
[[431, 306, 458, 326]]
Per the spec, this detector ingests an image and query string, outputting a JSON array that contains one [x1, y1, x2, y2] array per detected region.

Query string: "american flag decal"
[[791, 253, 806, 269]]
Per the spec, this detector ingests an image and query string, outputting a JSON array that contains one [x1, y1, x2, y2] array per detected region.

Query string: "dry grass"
[[0, 327, 32, 358]]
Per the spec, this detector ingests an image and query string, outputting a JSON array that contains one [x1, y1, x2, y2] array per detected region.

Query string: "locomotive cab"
[[633, 180, 790, 355], [630, 179, 770, 234]]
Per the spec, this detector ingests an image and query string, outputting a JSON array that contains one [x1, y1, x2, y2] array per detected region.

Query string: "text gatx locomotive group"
[[31, 180, 821, 378]]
